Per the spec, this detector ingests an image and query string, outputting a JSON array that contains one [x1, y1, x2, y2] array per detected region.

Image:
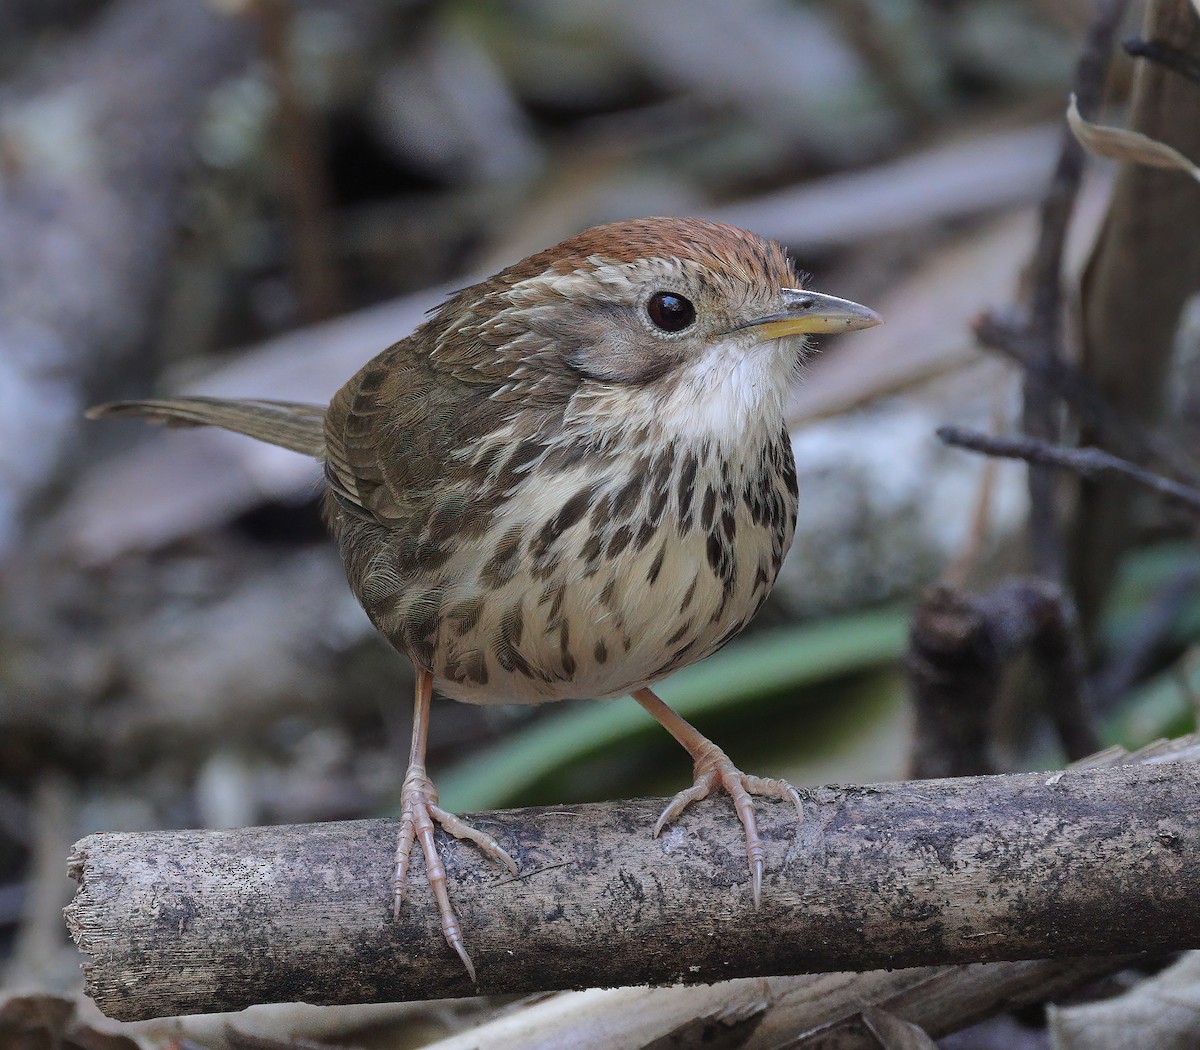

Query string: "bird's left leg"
[[393, 668, 518, 979], [632, 686, 803, 907]]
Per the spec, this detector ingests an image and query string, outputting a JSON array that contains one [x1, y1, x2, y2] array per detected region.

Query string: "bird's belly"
[[349, 436, 799, 705], [428, 510, 786, 706]]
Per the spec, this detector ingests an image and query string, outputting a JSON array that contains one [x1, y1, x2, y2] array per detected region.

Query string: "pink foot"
[[654, 742, 803, 908], [392, 764, 517, 980]]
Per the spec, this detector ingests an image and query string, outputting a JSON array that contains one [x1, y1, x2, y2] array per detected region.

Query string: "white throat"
[[567, 334, 796, 459]]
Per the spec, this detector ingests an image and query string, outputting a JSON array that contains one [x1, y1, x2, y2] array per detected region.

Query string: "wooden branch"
[[67, 740, 1200, 1021]]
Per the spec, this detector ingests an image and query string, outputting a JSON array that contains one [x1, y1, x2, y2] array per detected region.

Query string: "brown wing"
[[323, 246, 615, 529], [323, 331, 562, 530], [325, 338, 438, 526]]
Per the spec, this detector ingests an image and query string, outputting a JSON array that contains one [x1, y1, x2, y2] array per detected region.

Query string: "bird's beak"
[[741, 288, 883, 339]]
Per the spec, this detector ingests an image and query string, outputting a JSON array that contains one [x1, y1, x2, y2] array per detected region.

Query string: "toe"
[[430, 803, 519, 875], [717, 771, 766, 903], [391, 815, 417, 919], [394, 775, 491, 981], [411, 799, 478, 981], [743, 774, 805, 820], [654, 771, 717, 836]]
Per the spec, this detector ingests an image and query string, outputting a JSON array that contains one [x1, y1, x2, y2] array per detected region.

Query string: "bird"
[[89, 216, 882, 979]]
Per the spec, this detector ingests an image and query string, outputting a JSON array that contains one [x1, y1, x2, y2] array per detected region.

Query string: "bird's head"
[[432, 217, 881, 442]]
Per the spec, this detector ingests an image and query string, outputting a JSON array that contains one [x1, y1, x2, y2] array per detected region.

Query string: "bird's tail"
[[87, 396, 327, 459]]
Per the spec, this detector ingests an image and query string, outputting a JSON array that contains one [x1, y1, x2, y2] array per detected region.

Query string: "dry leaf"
[[1050, 951, 1200, 1050], [1067, 94, 1200, 180], [861, 1006, 940, 1049]]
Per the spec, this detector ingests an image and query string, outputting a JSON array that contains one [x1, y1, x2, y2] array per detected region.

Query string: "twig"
[[68, 743, 1200, 1020], [255, 0, 342, 322], [1019, 0, 1130, 581], [1124, 36, 1200, 84], [937, 426, 1200, 514], [933, 421, 1200, 758], [965, 3, 1131, 756], [973, 312, 1200, 487]]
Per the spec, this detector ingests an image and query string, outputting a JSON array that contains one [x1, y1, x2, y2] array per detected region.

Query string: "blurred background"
[[2, 0, 1200, 1046]]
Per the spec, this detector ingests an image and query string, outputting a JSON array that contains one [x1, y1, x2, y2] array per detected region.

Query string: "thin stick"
[[937, 426, 1200, 514], [255, 0, 342, 322], [1123, 36, 1200, 85], [1020, 0, 1130, 581], [973, 312, 1200, 487]]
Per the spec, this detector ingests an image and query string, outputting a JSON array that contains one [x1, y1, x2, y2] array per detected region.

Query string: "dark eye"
[[647, 291, 696, 332]]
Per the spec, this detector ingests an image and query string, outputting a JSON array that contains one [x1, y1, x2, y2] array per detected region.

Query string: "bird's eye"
[[646, 291, 696, 332]]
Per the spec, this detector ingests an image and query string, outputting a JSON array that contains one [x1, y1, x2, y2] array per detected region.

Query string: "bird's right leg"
[[632, 687, 803, 908], [393, 667, 518, 980]]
